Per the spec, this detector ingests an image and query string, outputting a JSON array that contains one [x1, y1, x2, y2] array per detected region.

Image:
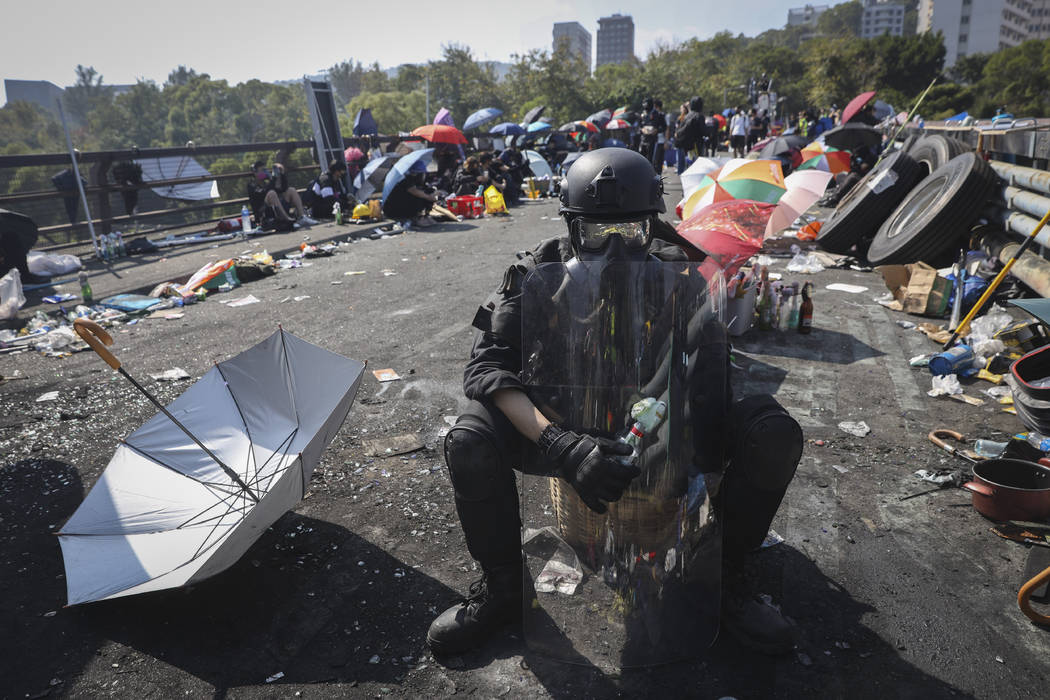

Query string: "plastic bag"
[[26, 250, 82, 276], [484, 185, 508, 215], [0, 268, 26, 320], [966, 304, 1013, 344], [928, 374, 963, 397], [786, 251, 825, 274]]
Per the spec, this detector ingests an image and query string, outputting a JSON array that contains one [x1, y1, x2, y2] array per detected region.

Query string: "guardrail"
[[0, 135, 411, 255]]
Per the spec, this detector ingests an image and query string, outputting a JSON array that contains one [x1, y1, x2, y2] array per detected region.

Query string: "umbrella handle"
[[73, 318, 121, 370]]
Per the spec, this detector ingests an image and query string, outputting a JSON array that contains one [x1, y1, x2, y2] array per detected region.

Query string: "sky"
[[2, 0, 852, 102]]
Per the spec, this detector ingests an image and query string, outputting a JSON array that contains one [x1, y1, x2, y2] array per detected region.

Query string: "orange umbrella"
[[411, 124, 468, 145], [798, 142, 851, 175]]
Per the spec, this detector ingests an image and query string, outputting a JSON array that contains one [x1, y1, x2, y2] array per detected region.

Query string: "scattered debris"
[[838, 421, 871, 437], [372, 368, 401, 382], [149, 368, 191, 382], [361, 433, 425, 458], [227, 295, 261, 307], [265, 671, 284, 683], [825, 283, 868, 294]]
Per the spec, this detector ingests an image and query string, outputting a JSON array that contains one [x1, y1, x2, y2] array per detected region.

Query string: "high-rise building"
[[596, 14, 635, 67], [1030, 0, 1050, 38], [553, 21, 592, 70], [918, 0, 1032, 66], [861, 0, 907, 37], [787, 4, 829, 26]]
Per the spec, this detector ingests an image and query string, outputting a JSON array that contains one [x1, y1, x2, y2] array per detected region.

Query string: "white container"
[[725, 285, 757, 336]]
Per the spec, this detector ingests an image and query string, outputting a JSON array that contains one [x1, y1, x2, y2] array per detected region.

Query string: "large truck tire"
[[816, 150, 924, 254], [907, 134, 971, 177], [866, 153, 1000, 266]]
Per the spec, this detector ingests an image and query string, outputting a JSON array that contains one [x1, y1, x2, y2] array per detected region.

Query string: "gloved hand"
[[541, 425, 639, 514]]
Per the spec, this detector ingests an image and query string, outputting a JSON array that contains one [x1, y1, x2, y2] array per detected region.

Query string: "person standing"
[[730, 108, 750, 158], [673, 96, 706, 173], [652, 98, 669, 172]]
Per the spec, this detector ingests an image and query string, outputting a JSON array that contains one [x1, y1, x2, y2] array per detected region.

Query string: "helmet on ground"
[[352, 203, 372, 219]]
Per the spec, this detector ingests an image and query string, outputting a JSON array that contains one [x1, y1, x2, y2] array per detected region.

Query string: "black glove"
[[540, 424, 639, 514]]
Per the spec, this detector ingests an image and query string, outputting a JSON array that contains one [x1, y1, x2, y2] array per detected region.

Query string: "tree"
[[343, 90, 427, 134], [426, 45, 502, 125], [165, 66, 202, 88], [64, 64, 112, 125], [328, 60, 364, 105], [816, 1, 862, 37]]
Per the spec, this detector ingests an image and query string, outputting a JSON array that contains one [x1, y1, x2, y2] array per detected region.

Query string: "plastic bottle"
[[1017, 432, 1050, 452], [98, 234, 109, 262], [106, 233, 117, 261], [115, 231, 126, 257], [798, 282, 813, 334], [756, 267, 773, 331], [974, 439, 1008, 458], [333, 201, 343, 225], [787, 283, 800, 329], [78, 271, 93, 305], [241, 205, 252, 237], [618, 397, 667, 466]]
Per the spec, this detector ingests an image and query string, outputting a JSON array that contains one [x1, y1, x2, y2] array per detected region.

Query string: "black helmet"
[[559, 149, 665, 219]]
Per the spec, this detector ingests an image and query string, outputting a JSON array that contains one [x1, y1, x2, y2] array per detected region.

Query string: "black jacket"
[[674, 110, 707, 151]]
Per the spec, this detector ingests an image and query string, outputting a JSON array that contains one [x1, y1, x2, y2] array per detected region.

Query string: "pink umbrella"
[[676, 199, 777, 277], [841, 91, 876, 124], [433, 107, 455, 127]]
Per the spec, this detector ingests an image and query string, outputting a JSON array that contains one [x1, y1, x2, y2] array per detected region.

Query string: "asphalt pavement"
[[2, 174, 1049, 699]]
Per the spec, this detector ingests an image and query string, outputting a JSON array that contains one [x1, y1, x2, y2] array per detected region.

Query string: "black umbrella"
[[823, 123, 882, 151], [758, 135, 807, 159], [586, 109, 612, 127], [0, 209, 39, 251], [522, 105, 547, 125]]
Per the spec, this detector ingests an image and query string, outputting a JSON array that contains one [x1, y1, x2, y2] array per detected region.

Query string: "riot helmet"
[[559, 148, 665, 262]]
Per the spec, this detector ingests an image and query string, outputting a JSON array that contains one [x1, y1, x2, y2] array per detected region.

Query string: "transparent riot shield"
[[520, 260, 727, 670]]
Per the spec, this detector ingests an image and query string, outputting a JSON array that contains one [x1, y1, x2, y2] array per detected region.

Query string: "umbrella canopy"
[[757, 134, 807, 160], [524, 150, 554, 180], [464, 107, 502, 132], [722, 108, 735, 118], [411, 124, 468, 145], [842, 90, 877, 124], [382, 148, 435, 202], [353, 108, 378, 136], [612, 105, 629, 117], [344, 146, 367, 166], [604, 118, 632, 131], [58, 328, 365, 605], [490, 122, 525, 136], [680, 157, 729, 194], [765, 169, 834, 236], [798, 143, 852, 175], [822, 122, 882, 151], [527, 121, 552, 134], [354, 155, 400, 201], [587, 109, 612, 126], [0, 208, 38, 252], [433, 107, 455, 127], [522, 105, 546, 125], [560, 151, 584, 173], [713, 114, 727, 129], [676, 200, 778, 277], [680, 159, 787, 220], [558, 120, 599, 133]]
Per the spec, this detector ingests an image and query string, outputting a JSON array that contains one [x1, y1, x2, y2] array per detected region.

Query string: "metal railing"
[[0, 134, 411, 255]]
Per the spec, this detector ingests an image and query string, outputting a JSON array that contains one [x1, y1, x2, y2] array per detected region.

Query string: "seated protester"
[[433, 144, 461, 195], [306, 159, 351, 219], [250, 160, 316, 228], [453, 156, 489, 196], [499, 145, 525, 206], [481, 152, 507, 194], [383, 159, 439, 228]]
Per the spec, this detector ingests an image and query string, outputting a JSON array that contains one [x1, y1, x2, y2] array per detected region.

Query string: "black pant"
[[444, 394, 799, 570]]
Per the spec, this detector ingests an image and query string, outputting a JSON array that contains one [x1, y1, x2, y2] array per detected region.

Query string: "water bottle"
[[107, 233, 117, 261], [333, 201, 343, 225], [1017, 432, 1050, 452], [78, 271, 93, 305], [115, 231, 126, 257], [974, 439, 1008, 459], [241, 205, 252, 237], [618, 397, 667, 466], [98, 234, 109, 262]]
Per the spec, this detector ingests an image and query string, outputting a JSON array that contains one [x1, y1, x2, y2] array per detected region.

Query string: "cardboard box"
[[876, 262, 952, 317]]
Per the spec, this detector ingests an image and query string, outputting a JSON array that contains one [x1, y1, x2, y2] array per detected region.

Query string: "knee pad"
[[443, 422, 508, 502], [729, 395, 803, 492]]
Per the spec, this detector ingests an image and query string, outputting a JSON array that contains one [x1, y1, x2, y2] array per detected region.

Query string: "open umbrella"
[[558, 120, 599, 134], [355, 154, 400, 201], [841, 91, 876, 125], [560, 152, 584, 173], [765, 169, 834, 236], [353, 108, 378, 136], [587, 109, 612, 126], [464, 107, 502, 132], [59, 322, 365, 605], [411, 124, 468, 145], [524, 150, 554, 180], [382, 148, 434, 202], [433, 107, 455, 127], [676, 199, 778, 276], [490, 122, 525, 136], [604, 118, 632, 131], [757, 134, 807, 160], [680, 157, 729, 194], [822, 122, 882, 151], [522, 105, 546, 125], [680, 158, 787, 220], [527, 121, 552, 134], [797, 143, 851, 175]]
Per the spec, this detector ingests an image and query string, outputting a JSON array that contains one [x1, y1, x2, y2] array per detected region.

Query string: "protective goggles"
[[572, 217, 651, 251]]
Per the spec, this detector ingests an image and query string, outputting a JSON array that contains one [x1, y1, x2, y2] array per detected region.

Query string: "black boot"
[[427, 563, 525, 656], [720, 559, 799, 655]]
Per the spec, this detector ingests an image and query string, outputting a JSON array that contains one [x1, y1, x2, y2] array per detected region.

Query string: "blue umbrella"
[[355, 155, 400, 201], [490, 122, 525, 136], [527, 121, 552, 134], [353, 108, 378, 136], [945, 111, 969, 123], [433, 107, 455, 127], [602, 138, 628, 148], [722, 108, 735, 118], [382, 148, 434, 202], [464, 107, 503, 132]]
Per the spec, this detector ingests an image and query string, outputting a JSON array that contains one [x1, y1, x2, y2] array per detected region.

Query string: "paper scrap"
[[838, 420, 871, 437], [150, 368, 191, 381], [372, 368, 401, 382], [36, 391, 60, 402], [826, 283, 869, 294], [345, 270, 367, 276], [361, 433, 425, 457], [293, 295, 311, 302], [227, 295, 261, 307]]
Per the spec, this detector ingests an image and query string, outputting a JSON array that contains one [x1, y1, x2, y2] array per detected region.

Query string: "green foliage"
[[816, 1, 862, 36], [977, 40, 1050, 117], [343, 90, 427, 134]]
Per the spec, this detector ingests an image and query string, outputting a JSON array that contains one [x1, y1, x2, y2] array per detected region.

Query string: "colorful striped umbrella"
[[604, 118, 632, 130], [680, 158, 787, 220], [797, 143, 851, 175]]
